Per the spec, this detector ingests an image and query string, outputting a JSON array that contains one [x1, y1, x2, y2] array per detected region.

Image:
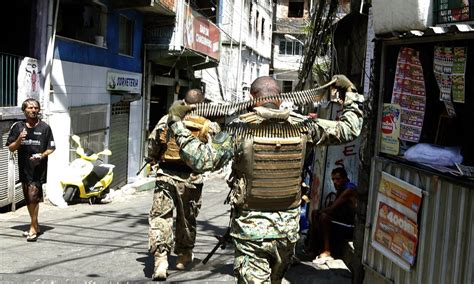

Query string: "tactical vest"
[[159, 115, 211, 163], [231, 108, 309, 211]]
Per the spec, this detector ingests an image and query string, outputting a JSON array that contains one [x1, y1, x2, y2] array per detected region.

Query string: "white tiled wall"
[[47, 59, 144, 198]]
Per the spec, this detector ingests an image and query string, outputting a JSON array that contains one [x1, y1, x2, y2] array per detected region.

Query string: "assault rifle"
[[136, 157, 153, 175], [202, 227, 231, 264]]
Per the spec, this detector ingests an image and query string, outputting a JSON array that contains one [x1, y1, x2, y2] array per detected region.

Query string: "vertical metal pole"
[[43, 0, 60, 116], [236, 0, 244, 100]]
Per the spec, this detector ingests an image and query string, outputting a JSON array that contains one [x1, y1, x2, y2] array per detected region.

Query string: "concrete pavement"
[[0, 173, 351, 283]]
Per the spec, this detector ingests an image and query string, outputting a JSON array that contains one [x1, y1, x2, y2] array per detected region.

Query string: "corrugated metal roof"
[[378, 24, 474, 40]]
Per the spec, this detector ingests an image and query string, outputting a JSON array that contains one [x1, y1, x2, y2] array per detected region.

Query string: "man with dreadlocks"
[[166, 75, 364, 283]]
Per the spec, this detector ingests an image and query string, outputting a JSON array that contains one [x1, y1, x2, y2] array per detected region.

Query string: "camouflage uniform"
[[147, 115, 218, 261], [170, 91, 364, 283]]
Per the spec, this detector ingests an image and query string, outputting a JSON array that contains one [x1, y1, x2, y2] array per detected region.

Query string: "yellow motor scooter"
[[61, 135, 115, 204]]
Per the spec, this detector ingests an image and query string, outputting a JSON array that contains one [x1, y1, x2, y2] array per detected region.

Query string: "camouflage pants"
[[233, 237, 296, 284], [148, 179, 203, 255]]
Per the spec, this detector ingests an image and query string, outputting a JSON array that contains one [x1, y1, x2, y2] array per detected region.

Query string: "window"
[[261, 18, 265, 39], [283, 81, 293, 93], [70, 104, 108, 161], [288, 0, 304, 18], [256, 11, 260, 36], [249, 2, 253, 34], [57, 0, 107, 46], [119, 15, 133, 56], [279, 39, 303, 56]]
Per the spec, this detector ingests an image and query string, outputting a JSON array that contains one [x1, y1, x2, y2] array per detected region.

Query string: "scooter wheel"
[[63, 186, 77, 203]]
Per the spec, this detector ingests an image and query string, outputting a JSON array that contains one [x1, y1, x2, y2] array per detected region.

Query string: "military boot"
[[152, 251, 168, 280], [175, 250, 194, 270]]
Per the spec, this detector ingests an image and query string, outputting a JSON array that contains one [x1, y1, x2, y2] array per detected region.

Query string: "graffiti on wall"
[[321, 103, 361, 207]]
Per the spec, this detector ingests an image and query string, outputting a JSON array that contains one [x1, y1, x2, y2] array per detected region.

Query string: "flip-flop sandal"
[[23, 231, 42, 237], [312, 255, 333, 265], [26, 233, 38, 242]]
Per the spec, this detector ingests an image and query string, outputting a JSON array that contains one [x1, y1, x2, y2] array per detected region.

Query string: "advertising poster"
[[434, 46, 453, 101], [433, 46, 467, 103], [391, 47, 426, 143], [381, 104, 401, 155], [452, 47, 466, 103], [17, 57, 40, 105], [371, 172, 422, 271]]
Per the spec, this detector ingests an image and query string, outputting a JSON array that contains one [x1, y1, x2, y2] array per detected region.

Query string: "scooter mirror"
[[71, 135, 81, 147], [99, 149, 112, 156], [76, 147, 85, 156]]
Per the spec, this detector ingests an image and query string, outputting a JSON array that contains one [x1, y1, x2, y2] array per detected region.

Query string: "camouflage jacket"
[[170, 92, 364, 241], [147, 114, 220, 184]]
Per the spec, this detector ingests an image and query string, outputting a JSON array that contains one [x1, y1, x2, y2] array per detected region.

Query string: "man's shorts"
[[331, 204, 355, 225], [22, 182, 43, 204]]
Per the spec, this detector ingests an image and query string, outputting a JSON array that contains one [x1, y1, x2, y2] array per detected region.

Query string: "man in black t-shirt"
[[6, 98, 55, 242]]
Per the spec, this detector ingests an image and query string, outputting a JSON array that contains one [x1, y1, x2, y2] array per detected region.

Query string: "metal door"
[[109, 102, 130, 189], [0, 125, 22, 207]]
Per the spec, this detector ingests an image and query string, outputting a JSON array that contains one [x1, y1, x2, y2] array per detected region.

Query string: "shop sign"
[[183, 4, 220, 60], [371, 172, 422, 271], [107, 72, 142, 93]]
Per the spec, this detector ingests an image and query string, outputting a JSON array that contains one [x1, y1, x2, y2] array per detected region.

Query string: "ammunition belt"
[[189, 79, 336, 117], [225, 120, 312, 139]]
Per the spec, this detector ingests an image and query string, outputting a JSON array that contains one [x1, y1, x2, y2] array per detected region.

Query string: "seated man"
[[307, 167, 357, 264]]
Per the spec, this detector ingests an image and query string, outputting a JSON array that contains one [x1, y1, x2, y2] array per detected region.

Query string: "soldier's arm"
[[170, 121, 234, 173], [312, 91, 364, 146], [147, 117, 167, 163]]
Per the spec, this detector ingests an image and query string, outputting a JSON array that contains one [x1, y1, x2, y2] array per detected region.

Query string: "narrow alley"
[[0, 173, 351, 283]]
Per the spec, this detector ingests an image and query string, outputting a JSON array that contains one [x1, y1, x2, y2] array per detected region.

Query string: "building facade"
[[196, 0, 273, 103], [271, 0, 310, 92], [0, 0, 146, 206]]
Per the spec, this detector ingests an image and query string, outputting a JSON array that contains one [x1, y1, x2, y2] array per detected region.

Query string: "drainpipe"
[[224, 0, 234, 101], [43, 0, 59, 117], [141, 48, 150, 171]]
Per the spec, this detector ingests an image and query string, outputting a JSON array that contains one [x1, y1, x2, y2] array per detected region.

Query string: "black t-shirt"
[[6, 121, 56, 183]]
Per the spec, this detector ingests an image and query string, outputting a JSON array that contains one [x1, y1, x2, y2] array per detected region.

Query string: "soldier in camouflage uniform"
[[147, 88, 220, 280], [166, 75, 364, 283]]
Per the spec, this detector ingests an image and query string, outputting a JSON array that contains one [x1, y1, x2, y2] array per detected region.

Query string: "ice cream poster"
[[381, 104, 401, 156], [371, 172, 422, 271]]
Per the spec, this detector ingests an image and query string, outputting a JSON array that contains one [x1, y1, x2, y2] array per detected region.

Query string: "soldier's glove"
[[167, 101, 194, 125], [329, 74, 358, 104], [332, 74, 357, 93]]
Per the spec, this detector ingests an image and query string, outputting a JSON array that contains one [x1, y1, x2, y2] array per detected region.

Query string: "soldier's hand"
[[167, 101, 195, 124], [332, 74, 356, 92]]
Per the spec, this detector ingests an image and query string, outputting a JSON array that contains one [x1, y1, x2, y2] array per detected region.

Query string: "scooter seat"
[[92, 165, 110, 180], [83, 165, 110, 191]]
